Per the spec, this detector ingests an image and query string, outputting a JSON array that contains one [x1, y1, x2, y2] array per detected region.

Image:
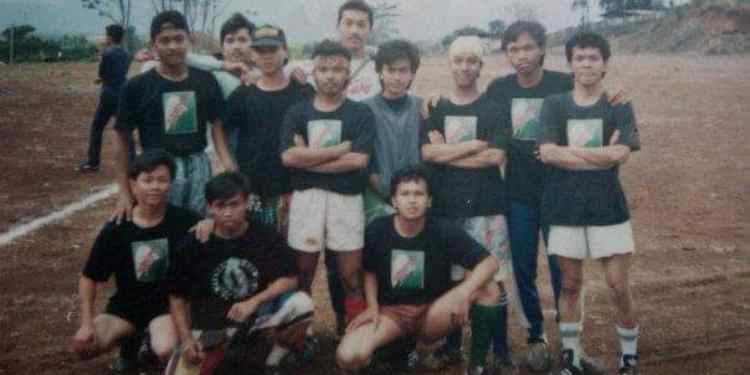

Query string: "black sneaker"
[[78, 161, 99, 173], [618, 354, 639, 375], [558, 349, 583, 375], [526, 337, 552, 372]]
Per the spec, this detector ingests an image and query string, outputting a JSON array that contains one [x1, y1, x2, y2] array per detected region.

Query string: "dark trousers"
[[86, 90, 134, 165]]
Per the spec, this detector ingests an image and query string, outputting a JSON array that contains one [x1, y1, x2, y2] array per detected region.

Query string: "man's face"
[[337, 9, 371, 54], [380, 58, 414, 98], [130, 165, 172, 207], [152, 27, 189, 68], [251, 45, 287, 75], [391, 179, 431, 221], [313, 55, 350, 97], [506, 32, 544, 76], [569, 46, 607, 87], [222, 28, 252, 65], [450, 52, 482, 89], [207, 193, 248, 232]]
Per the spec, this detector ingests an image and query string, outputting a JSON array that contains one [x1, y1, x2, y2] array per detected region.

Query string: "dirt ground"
[[0, 51, 749, 374]]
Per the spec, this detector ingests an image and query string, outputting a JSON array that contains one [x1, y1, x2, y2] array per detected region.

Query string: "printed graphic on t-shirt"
[[307, 119, 342, 149], [163, 92, 198, 135], [567, 119, 603, 148], [445, 116, 477, 144], [511, 98, 544, 140], [131, 238, 169, 282], [390, 249, 425, 290], [210, 257, 259, 301]]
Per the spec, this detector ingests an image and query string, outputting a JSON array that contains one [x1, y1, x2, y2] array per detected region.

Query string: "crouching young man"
[[166, 172, 313, 374], [71, 150, 202, 370], [336, 166, 501, 374]]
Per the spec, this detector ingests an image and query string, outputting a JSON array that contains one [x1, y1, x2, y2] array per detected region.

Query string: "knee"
[[288, 292, 314, 315], [607, 280, 630, 304], [561, 274, 583, 297], [150, 336, 176, 363], [475, 281, 501, 305], [336, 341, 369, 370]]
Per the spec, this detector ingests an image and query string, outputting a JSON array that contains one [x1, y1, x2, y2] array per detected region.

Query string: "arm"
[[539, 143, 610, 171], [112, 129, 134, 223], [456, 256, 499, 298], [346, 271, 380, 332], [210, 120, 237, 172], [307, 152, 368, 174], [170, 295, 203, 364], [281, 140, 352, 169], [98, 52, 113, 84], [447, 148, 505, 169], [421, 129, 488, 164], [569, 144, 630, 168], [186, 53, 224, 71], [227, 275, 298, 322], [71, 276, 98, 355]]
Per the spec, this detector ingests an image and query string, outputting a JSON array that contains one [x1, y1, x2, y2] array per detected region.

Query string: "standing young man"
[[223, 25, 314, 234], [79, 23, 134, 173], [167, 172, 313, 374], [280, 39, 374, 347], [538, 32, 641, 375], [113, 10, 236, 221], [336, 166, 501, 375], [421, 36, 516, 374], [484, 21, 570, 371], [71, 150, 202, 371]]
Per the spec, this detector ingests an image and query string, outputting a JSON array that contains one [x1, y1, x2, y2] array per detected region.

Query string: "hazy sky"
[[1, 0, 688, 43]]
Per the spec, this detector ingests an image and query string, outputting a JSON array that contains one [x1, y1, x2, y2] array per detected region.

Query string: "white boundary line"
[[0, 184, 118, 247]]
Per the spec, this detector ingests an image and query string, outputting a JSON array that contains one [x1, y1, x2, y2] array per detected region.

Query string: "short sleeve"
[[485, 102, 512, 151], [280, 102, 305, 154], [441, 222, 489, 270], [362, 221, 382, 273], [203, 74, 225, 123], [222, 88, 247, 132], [167, 235, 198, 298], [537, 96, 563, 147], [421, 102, 443, 146], [350, 106, 375, 155], [613, 103, 641, 152], [114, 79, 138, 133], [82, 223, 117, 282], [267, 232, 298, 279]]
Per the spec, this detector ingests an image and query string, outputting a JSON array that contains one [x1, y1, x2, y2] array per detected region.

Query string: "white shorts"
[[547, 221, 635, 260], [287, 188, 364, 252], [451, 215, 510, 282]]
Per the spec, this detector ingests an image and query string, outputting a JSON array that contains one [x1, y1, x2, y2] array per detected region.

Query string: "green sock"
[[470, 303, 500, 367]]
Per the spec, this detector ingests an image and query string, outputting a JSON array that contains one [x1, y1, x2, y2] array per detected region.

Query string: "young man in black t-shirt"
[[113, 11, 237, 221], [336, 166, 500, 373], [421, 36, 515, 374], [71, 150, 201, 369], [538, 32, 641, 375], [167, 172, 313, 374], [224, 25, 314, 234], [280, 40, 374, 338]]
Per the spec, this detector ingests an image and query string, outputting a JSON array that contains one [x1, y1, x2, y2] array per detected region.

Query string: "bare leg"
[[333, 251, 363, 298], [557, 256, 584, 324], [601, 254, 637, 328], [73, 314, 135, 360], [148, 314, 177, 362], [336, 315, 404, 370], [419, 279, 500, 342], [295, 250, 321, 294]]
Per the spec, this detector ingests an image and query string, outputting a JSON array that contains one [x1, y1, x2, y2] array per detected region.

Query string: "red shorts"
[[380, 304, 430, 334]]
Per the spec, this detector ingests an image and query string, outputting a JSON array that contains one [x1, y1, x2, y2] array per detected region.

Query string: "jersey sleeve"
[[537, 96, 564, 147], [280, 102, 305, 154], [203, 73, 226, 123], [222, 88, 247, 132], [362, 220, 382, 273], [613, 103, 641, 152], [421, 102, 443, 146], [268, 231, 298, 279], [350, 105, 375, 156], [114, 78, 139, 133], [442, 221, 489, 271], [82, 223, 117, 282], [167, 235, 198, 298], [485, 102, 512, 151]]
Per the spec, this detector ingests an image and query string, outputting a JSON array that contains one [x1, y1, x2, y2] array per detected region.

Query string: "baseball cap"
[[251, 25, 286, 48]]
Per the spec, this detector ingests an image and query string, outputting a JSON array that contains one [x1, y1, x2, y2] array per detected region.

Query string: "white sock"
[[559, 322, 583, 368], [616, 325, 639, 366], [265, 344, 290, 366]]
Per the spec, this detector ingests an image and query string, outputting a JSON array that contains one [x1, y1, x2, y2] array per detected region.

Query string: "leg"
[[601, 254, 640, 370], [336, 314, 404, 370], [420, 280, 500, 343], [508, 201, 545, 339], [333, 251, 366, 323], [83, 91, 117, 168], [295, 251, 321, 294], [73, 314, 135, 360], [148, 314, 177, 363], [325, 249, 347, 334], [541, 223, 563, 316], [557, 255, 585, 369]]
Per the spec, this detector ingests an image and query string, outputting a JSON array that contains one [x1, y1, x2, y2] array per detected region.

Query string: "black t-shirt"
[[485, 70, 574, 208], [280, 99, 375, 195], [537, 92, 641, 226], [224, 80, 314, 199], [363, 215, 489, 305], [422, 96, 512, 217], [168, 222, 297, 330], [115, 68, 225, 156], [82, 205, 201, 312]]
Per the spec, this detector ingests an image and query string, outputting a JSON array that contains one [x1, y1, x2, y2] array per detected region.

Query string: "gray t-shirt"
[[364, 94, 424, 197], [538, 92, 640, 226]]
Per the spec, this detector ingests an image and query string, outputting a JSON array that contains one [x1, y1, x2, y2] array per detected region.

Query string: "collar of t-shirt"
[[381, 94, 409, 112]]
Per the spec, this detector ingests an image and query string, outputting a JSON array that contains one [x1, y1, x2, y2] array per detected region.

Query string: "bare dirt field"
[[0, 51, 749, 374]]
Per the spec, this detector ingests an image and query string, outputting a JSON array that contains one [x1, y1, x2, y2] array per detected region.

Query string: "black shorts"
[[105, 300, 168, 331]]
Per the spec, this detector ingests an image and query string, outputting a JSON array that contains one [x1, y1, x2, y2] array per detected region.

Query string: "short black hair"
[[337, 0, 374, 29], [128, 150, 175, 180], [220, 13, 255, 46], [312, 39, 352, 62], [150, 10, 190, 42], [375, 39, 421, 74], [105, 24, 125, 44], [205, 172, 252, 204], [502, 20, 546, 66], [565, 31, 611, 63], [390, 165, 432, 198]]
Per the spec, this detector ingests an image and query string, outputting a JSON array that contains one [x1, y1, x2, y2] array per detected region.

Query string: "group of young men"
[[72, 1, 641, 375]]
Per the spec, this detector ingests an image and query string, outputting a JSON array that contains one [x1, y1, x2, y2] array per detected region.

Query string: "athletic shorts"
[[247, 193, 291, 237], [170, 152, 212, 215], [287, 188, 364, 252], [547, 221, 635, 260], [451, 215, 510, 282], [105, 300, 168, 331], [380, 304, 430, 335]]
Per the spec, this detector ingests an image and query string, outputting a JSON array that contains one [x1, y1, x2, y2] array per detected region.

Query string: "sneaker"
[[422, 348, 463, 370], [466, 364, 489, 375], [618, 354, 639, 375], [558, 349, 583, 375], [78, 161, 99, 173], [492, 357, 519, 375], [526, 337, 552, 372], [579, 355, 606, 375]]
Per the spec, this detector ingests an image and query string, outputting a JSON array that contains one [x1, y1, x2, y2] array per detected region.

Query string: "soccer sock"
[[470, 303, 500, 368], [265, 344, 290, 367], [616, 324, 639, 366], [491, 290, 510, 359], [344, 298, 367, 324], [559, 322, 583, 368]]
